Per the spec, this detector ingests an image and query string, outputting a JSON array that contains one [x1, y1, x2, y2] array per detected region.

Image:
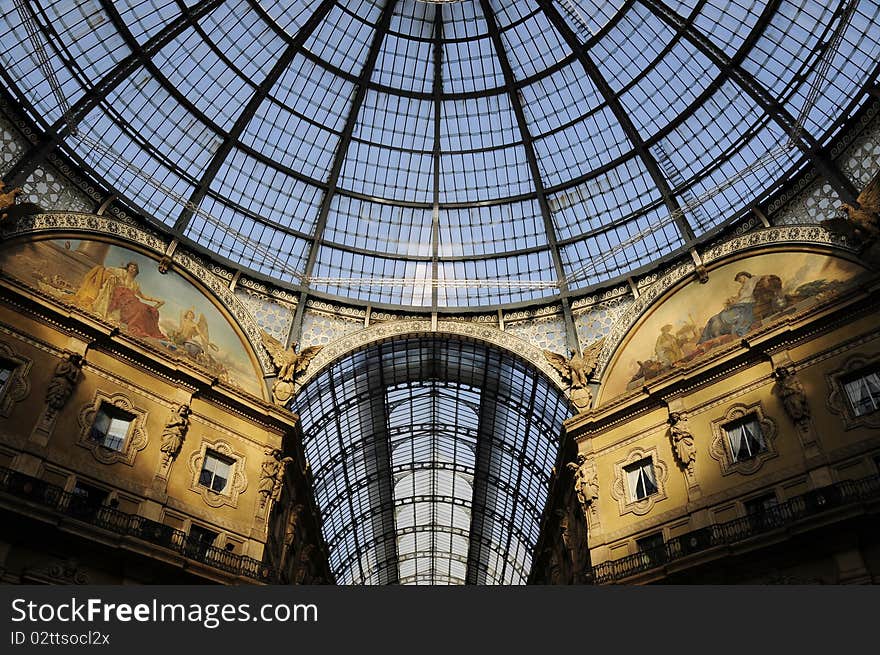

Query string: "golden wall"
[[0, 234, 326, 584], [562, 246, 880, 583]]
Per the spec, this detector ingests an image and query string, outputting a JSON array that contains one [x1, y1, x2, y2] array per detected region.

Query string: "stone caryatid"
[[566, 453, 598, 518], [46, 353, 83, 411], [160, 404, 191, 464], [259, 448, 295, 507], [544, 339, 604, 413], [260, 331, 323, 406], [772, 366, 810, 427], [668, 411, 697, 476]]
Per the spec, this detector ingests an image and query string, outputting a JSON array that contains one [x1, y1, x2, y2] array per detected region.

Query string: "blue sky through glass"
[[1, 0, 878, 308]]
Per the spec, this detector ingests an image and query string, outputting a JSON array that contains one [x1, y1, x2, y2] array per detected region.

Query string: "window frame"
[[841, 368, 880, 418], [0, 342, 32, 418], [624, 457, 659, 502], [89, 402, 135, 452], [611, 446, 668, 516], [710, 402, 777, 476], [724, 415, 767, 463], [826, 354, 880, 431], [198, 450, 234, 494], [76, 391, 148, 466], [187, 439, 248, 508]]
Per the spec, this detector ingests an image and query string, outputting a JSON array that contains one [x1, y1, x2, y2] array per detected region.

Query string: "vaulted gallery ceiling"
[[2, 0, 877, 309]]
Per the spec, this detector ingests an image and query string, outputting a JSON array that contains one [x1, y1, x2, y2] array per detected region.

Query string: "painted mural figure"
[[654, 324, 684, 366], [0, 239, 265, 397], [167, 308, 218, 357], [72, 261, 166, 339], [698, 271, 758, 342]]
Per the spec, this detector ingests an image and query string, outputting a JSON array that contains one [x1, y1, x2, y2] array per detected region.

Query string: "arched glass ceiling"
[[1, 1, 878, 308], [292, 337, 571, 585]]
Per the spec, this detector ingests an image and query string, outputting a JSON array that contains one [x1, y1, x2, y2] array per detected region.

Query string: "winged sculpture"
[[260, 331, 323, 384], [543, 338, 604, 390], [823, 169, 880, 242], [0, 183, 21, 222], [841, 169, 880, 239]]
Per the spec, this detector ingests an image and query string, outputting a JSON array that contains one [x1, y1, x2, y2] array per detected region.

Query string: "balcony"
[[592, 474, 880, 584], [0, 466, 273, 583]]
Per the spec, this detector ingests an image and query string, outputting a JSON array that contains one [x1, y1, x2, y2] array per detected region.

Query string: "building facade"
[[1, 1, 879, 585]]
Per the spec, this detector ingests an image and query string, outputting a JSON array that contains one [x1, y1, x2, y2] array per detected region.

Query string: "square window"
[[90, 404, 133, 451], [842, 369, 880, 417], [725, 416, 766, 462], [624, 457, 658, 501], [199, 450, 233, 493]]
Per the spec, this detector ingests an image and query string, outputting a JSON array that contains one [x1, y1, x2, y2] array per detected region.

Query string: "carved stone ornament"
[[188, 439, 247, 509], [76, 391, 148, 466], [296, 319, 569, 395], [259, 448, 294, 508], [566, 453, 599, 521], [0, 181, 22, 222], [569, 386, 593, 413], [610, 446, 668, 517], [46, 352, 83, 411], [22, 557, 89, 585], [0, 340, 32, 417], [772, 366, 811, 429], [668, 411, 697, 476], [825, 353, 880, 431], [48, 558, 89, 585], [260, 331, 322, 405], [159, 403, 191, 464], [709, 402, 778, 477]]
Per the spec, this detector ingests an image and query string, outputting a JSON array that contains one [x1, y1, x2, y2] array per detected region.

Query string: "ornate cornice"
[[295, 318, 569, 394]]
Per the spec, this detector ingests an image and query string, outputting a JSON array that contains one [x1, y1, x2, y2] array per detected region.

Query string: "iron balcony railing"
[[0, 466, 273, 582], [592, 473, 880, 584]]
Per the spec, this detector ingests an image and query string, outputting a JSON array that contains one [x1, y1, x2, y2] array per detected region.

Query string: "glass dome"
[[2, 0, 878, 309]]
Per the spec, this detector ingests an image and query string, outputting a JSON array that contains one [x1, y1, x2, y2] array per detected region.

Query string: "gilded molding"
[[294, 319, 568, 394]]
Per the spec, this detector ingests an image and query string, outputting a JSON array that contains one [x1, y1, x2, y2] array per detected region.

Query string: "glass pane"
[[90, 409, 111, 442]]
